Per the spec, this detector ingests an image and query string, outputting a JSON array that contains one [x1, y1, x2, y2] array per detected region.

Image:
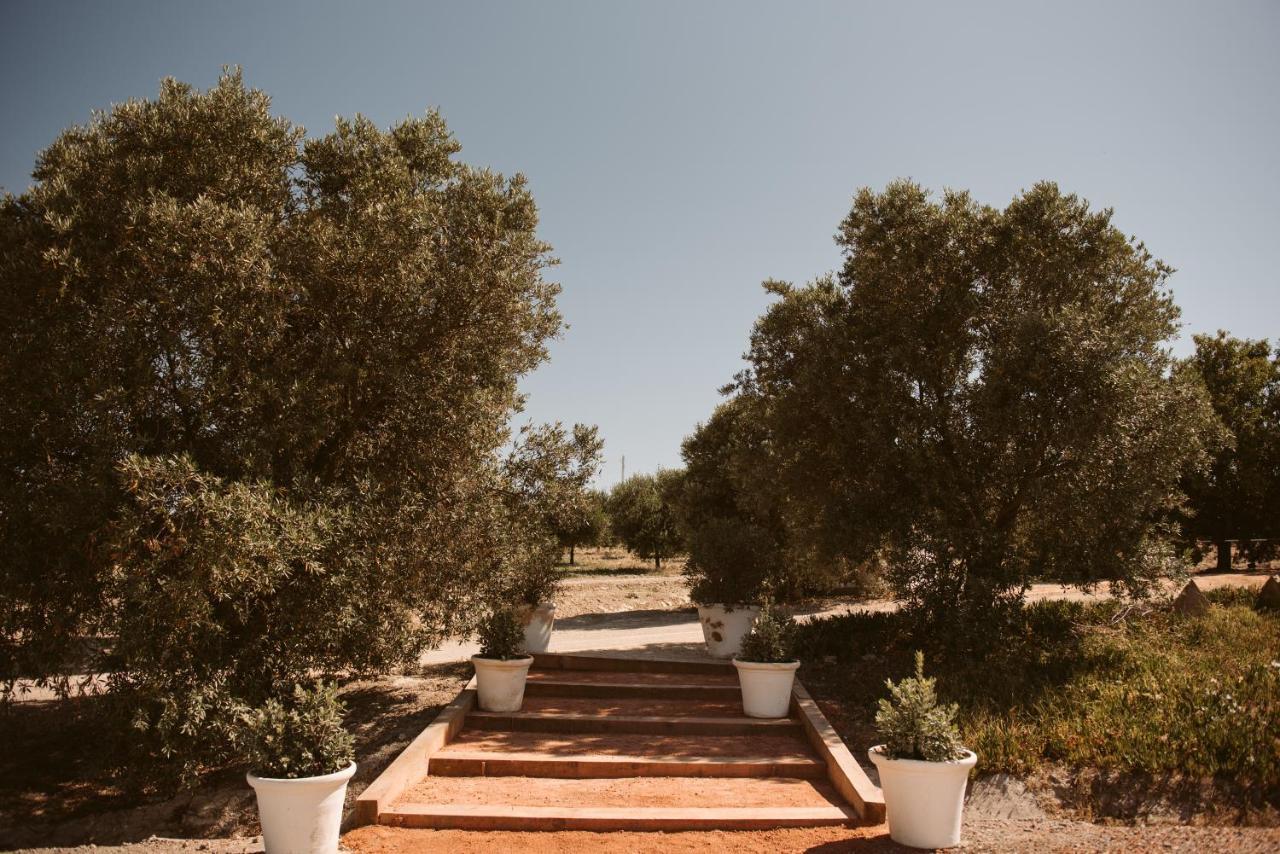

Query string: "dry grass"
[[557, 546, 687, 578]]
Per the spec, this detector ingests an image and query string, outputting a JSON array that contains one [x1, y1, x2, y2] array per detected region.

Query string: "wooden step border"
[[378, 803, 858, 831], [791, 679, 885, 823], [353, 653, 885, 827], [354, 674, 477, 825]]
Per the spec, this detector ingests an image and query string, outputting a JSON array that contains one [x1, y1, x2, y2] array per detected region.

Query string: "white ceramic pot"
[[520, 602, 556, 653], [732, 658, 800, 718], [868, 745, 977, 849], [471, 654, 534, 712], [697, 604, 760, 658], [246, 761, 355, 854]]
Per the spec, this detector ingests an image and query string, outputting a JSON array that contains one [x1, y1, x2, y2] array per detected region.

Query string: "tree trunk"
[[569, 544, 575, 565], [1215, 540, 1232, 573], [654, 552, 661, 571]]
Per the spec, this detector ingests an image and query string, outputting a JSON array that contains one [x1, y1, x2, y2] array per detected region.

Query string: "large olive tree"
[[737, 181, 1219, 624], [0, 71, 562, 773]]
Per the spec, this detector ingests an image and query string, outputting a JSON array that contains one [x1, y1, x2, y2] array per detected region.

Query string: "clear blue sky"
[[3, 1, 1278, 486]]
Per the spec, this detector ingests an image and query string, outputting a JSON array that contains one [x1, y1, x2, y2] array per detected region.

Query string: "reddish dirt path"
[[344, 820, 1280, 853]]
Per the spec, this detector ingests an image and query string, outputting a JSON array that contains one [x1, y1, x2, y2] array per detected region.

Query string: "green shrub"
[[240, 683, 354, 779], [795, 599, 1280, 796], [477, 608, 526, 660], [875, 651, 966, 762], [738, 600, 797, 663]]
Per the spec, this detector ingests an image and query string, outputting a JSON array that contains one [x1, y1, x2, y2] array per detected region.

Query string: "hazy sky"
[[3, 1, 1278, 486]]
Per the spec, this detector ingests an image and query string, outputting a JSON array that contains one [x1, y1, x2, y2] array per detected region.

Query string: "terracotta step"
[[429, 730, 824, 779], [503, 695, 749, 717], [467, 709, 798, 736], [527, 669, 739, 686], [397, 774, 846, 809], [467, 692, 790, 735], [380, 803, 854, 831], [523, 671, 741, 701]]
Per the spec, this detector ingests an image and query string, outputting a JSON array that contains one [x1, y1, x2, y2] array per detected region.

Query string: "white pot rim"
[[732, 657, 800, 671], [697, 602, 761, 610], [246, 760, 357, 786], [868, 744, 977, 769], [471, 653, 534, 668]]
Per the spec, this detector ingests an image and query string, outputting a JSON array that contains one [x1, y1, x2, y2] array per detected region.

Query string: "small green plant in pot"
[[242, 682, 356, 854], [731, 600, 799, 718], [868, 652, 976, 849], [472, 606, 535, 712]]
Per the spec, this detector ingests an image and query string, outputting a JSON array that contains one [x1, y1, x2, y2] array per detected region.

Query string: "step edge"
[[467, 711, 798, 726], [385, 804, 854, 819], [433, 750, 824, 765]]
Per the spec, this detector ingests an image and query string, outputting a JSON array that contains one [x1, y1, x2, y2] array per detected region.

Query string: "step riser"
[[382, 808, 853, 832], [428, 756, 825, 780], [467, 713, 800, 737], [524, 682, 741, 701]]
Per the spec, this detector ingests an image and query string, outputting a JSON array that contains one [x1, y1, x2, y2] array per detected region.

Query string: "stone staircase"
[[356, 653, 883, 832]]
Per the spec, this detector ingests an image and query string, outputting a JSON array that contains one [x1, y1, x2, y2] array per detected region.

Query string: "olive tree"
[[737, 181, 1219, 624], [1177, 332, 1280, 569], [676, 397, 788, 603], [498, 423, 604, 600], [606, 471, 685, 570], [0, 71, 562, 773]]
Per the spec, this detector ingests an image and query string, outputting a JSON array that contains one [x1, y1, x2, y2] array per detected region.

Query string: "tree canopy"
[[735, 181, 1218, 623], [1177, 332, 1280, 568], [606, 471, 685, 570], [0, 71, 565, 773]]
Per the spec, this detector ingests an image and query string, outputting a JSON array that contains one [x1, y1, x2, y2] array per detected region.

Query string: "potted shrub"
[[868, 652, 977, 850], [731, 600, 799, 718], [243, 683, 356, 854], [680, 520, 773, 658], [514, 562, 560, 654], [471, 606, 534, 711]]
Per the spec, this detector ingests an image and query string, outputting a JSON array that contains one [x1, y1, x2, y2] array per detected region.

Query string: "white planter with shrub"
[[472, 607, 534, 712], [248, 762, 356, 854], [519, 601, 556, 653], [242, 683, 356, 854], [698, 603, 760, 658], [869, 652, 976, 850], [731, 600, 799, 718]]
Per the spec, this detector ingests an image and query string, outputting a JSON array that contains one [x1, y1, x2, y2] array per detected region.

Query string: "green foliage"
[[677, 398, 787, 604], [1176, 332, 1280, 567], [605, 470, 685, 569], [240, 683, 354, 779], [735, 181, 1219, 624], [476, 607, 526, 660], [500, 423, 604, 599], [875, 652, 966, 762], [737, 600, 798, 663], [555, 490, 610, 564], [797, 598, 1280, 794], [0, 71, 564, 774]]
